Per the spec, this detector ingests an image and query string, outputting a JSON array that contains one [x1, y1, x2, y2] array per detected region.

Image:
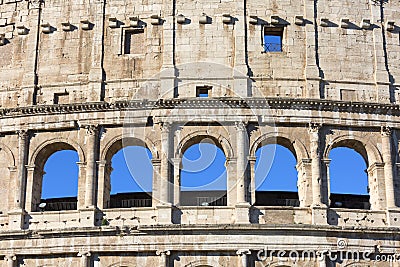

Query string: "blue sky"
[[41, 144, 368, 199]]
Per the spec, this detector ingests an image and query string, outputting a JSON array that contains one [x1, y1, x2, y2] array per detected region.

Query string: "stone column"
[[309, 123, 323, 207], [78, 251, 91, 267], [381, 126, 396, 208], [156, 250, 170, 267], [236, 249, 251, 267], [159, 122, 171, 205], [226, 158, 237, 206], [96, 160, 107, 210], [236, 121, 249, 204], [321, 158, 331, 206], [84, 125, 98, 208], [172, 158, 181, 206], [248, 156, 257, 205], [296, 159, 312, 207], [157, 122, 172, 224], [4, 255, 16, 267], [152, 159, 162, 207], [235, 122, 250, 224], [24, 165, 36, 212], [15, 130, 29, 210], [309, 123, 327, 225]]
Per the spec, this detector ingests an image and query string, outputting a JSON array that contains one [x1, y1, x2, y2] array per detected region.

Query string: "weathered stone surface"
[[0, 0, 399, 266]]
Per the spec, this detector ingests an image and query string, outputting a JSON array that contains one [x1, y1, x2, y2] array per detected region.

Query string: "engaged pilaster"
[[84, 125, 99, 208], [78, 251, 91, 267], [236, 249, 250, 267], [381, 126, 396, 209], [15, 130, 29, 210], [235, 122, 251, 224], [157, 122, 172, 224], [309, 123, 327, 225], [156, 250, 170, 267]]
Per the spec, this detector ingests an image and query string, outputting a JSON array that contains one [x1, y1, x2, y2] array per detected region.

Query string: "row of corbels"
[[249, 15, 396, 31], [0, 19, 93, 45], [108, 13, 233, 28]]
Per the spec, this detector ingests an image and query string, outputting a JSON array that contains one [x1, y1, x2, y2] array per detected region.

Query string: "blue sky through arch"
[[110, 146, 153, 194], [329, 147, 369, 195], [180, 143, 227, 191], [255, 144, 298, 192], [42, 150, 79, 199]]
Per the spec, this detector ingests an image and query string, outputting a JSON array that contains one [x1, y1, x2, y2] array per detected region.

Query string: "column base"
[[79, 207, 100, 227], [8, 209, 27, 230], [311, 205, 328, 225], [235, 202, 251, 224], [386, 208, 400, 227], [157, 204, 173, 224]]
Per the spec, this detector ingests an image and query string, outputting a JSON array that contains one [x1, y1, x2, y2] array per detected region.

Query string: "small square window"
[[196, 86, 212, 97], [124, 29, 145, 54], [263, 27, 283, 52]]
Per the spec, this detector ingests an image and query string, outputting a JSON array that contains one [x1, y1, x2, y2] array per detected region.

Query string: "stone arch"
[[27, 139, 84, 212], [176, 130, 234, 159], [323, 134, 383, 166], [250, 132, 309, 161], [249, 132, 308, 207], [29, 137, 85, 168], [99, 135, 156, 209], [324, 134, 384, 210], [0, 143, 16, 167], [101, 135, 158, 162], [177, 131, 230, 206]]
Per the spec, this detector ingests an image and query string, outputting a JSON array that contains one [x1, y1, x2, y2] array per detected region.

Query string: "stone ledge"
[[0, 97, 399, 120]]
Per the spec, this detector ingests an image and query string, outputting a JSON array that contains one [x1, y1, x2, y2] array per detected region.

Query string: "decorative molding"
[[0, 98, 399, 120]]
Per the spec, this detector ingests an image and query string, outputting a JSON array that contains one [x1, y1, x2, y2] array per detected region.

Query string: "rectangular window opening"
[[196, 86, 212, 97], [263, 27, 283, 52], [124, 29, 145, 54]]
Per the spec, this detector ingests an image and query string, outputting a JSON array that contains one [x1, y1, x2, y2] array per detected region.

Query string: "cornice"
[[0, 98, 399, 119]]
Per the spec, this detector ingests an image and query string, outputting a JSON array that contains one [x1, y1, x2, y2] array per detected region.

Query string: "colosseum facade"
[[0, 0, 400, 266]]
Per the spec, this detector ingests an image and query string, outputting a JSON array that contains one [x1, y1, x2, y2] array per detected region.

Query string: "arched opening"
[[254, 143, 299, 207], [329, 146, 370, 209], [33, 143, 80, 212], [103, 138, 153, 209], [180, 138, 227, 206]]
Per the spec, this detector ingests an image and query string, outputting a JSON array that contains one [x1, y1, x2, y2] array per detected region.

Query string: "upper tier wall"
[[0, 0, 399, 106]]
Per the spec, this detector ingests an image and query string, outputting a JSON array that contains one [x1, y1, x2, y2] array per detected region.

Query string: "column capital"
[[235, 121, 247, 131], [159, 121, 171, 132], [84, 125, 99, 136], [4, 255, 16, 261], [236, 249, 251, 256], [308, 122, 322, 133], [16, 129, 29, 139], [8, 166, 17, 172], [321, 158, 331, 164], [77, 251, 91, 257], [381, 126, 392, 136], [156, 250, 171, 256]]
